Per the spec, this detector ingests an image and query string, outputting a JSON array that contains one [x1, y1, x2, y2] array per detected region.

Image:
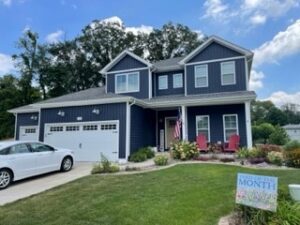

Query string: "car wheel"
[[61, 157, 73, 172], [0, 169, 12, 190]]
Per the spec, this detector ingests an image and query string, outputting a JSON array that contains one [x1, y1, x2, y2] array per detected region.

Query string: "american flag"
[[173, 108, 182, 139]]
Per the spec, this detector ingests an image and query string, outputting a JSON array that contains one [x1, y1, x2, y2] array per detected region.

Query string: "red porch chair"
[[196, 134, 209, 152], [223, 134, 240, 153]]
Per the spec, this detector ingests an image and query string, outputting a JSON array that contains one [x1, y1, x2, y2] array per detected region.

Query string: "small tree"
[[269, 126, 290, 145], [252, 123, 275, 144]]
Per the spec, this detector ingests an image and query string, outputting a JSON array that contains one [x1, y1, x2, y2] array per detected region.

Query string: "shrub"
[[237, 147, 250, 159], [269, 126, 289, 145], [91, 154, 120, 174], [139, 147, 155, 159], [129, 151, 147, 162], [154, 155, 168, 166], [248, 147, 266, 158], [170, 141, 199, 160], [258, 144, 283, 153], [285, 148, 300, 168], [219, 158, 235, 163], [284, 140, 300, 151], [266, 151, 284, 166]]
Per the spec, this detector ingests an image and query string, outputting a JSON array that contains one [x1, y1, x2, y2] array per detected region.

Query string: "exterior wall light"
[[57, 110, 65, 117], [30, 115, 38, 120], [92, 108, 100, 115]]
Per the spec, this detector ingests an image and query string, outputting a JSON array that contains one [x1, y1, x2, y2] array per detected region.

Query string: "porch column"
[[245, 101, 253, 149], [181, 105, 188, 140]]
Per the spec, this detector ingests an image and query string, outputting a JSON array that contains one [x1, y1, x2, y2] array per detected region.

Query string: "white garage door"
[[44, 121, 119, 162], [19, 126, 39, 141]]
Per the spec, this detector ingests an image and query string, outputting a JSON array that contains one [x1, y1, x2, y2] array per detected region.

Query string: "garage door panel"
[[44, 121, 119, 162], [19, 126, 39, 141]]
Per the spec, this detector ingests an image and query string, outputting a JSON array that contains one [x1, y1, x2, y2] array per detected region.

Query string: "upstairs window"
[[195, 64, 208, 88], [158, 75, 168, 90], [115, 72, 139, 93], [221, 61, 236, 85], [173, 73, 183, 88]]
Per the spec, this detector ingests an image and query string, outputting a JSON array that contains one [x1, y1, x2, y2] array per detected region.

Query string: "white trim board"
[[105, 67, 149, 75], [184, 56, 245, 66]]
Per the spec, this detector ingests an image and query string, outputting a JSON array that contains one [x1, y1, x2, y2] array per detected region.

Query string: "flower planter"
[[288, 184, 300, 202]]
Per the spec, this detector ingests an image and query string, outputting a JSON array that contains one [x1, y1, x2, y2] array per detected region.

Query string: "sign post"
[[236, 173, 278, 212]]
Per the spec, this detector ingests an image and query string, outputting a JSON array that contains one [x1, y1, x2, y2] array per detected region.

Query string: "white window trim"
[[194, 64, 208, 88], [158, 75, 168, 90], [115, 72, 140, 94], [173, 73, 183, 88], [221, 61, 236, 86], [223, 114, 239, 142], [196, 115, 210, 142]]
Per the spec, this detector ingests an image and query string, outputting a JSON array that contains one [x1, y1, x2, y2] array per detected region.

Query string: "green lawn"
[[1, 164, 300, 225]]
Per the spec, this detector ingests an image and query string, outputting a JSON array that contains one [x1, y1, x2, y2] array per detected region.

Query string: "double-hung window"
[[221, 61, 236, 85], [223, 114, 238, 142], [196, 115, 210, 142], [195, 64, 208, 87], [158, 75, 168, 90], [173, 73, 183, 88], [115, 72, 139, 93]]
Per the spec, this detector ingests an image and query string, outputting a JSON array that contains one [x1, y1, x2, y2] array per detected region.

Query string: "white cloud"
[[249, 70, 265, 90], [202, 0, 299, 27], [0, 0, 11, 6], [125, 25, 153, 35], [101, 16, 123, 26], [253, 19, 300, 67], [264, 91, 300, 107], [0, 53, 14, 75], [45, 30, 64, 44]]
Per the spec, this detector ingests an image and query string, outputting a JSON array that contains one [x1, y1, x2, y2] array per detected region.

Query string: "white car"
[[0, 141, 75, 189]]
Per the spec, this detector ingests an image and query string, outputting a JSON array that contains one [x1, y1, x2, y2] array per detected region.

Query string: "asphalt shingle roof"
[[152, 56, 185, 72]]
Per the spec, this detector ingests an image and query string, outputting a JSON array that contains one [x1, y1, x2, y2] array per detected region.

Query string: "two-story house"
[[9, 36, 256, 162]]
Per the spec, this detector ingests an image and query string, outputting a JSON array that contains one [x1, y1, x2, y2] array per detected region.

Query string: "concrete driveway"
[[0, 162, 93, 206]]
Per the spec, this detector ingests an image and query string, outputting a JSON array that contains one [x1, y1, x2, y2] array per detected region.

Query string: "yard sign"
[[236, 173, 278, 212]]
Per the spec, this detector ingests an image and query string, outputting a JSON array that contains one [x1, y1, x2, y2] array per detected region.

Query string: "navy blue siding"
[[130, 105, 156, 154], [153, 70, 184, 97], [109, 54, 147, 72], [157, 109, 179, 149], [39, 103, 127, 159], [186, 58, 246, 95], [107, 69, 149, 99], [188, 42, 242, 63], [16, 112, 39, 140], [187, 104, 247, 146]]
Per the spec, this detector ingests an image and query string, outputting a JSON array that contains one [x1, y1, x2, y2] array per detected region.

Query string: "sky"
[[0, 0, 300, 106]]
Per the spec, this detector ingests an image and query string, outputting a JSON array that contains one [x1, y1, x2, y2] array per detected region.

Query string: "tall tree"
[[12, 30, 41, 104]]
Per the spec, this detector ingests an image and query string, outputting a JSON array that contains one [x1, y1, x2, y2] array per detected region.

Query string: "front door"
[[165, 118, 177, 149]]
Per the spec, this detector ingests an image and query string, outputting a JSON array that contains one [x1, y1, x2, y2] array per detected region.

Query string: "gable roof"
[[100, 50, 152, 74], [179, 35, 253, 64]]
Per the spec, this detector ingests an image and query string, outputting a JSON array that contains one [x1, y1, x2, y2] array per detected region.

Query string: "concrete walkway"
[[0, 162, 93, 206]]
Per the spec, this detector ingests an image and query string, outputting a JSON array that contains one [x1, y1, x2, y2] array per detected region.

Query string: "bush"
[[266, 151, 284, 166], [269, 126, 289, 145], [248, 147, 266, 158], [284, 140, 300, 151], [237, 148, 250, 159], [154, 155, 168, 166], [170, 141, 199, 160], [129, 147, 155, 162], [91, 154, 120, 174], [258, 144, 283, 153], [285, 148, 300, 168]]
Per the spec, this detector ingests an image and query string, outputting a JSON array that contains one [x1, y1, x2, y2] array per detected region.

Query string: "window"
[[101, 124, 117, 130], [83, 125, 98, 131], [221, 61, 236, 85], [25, 128, 36, 134], [66, 126, 79, 131], [158, 75, 168, 90], [30, 143, 55, 152], [9, 144, 30, 154], [195, 64, 208, 87], [50, 126, 63, 132], [223, 114, 239, 142], [0, 148, 10, 155], [196, 115, 210, 142], [115, 72, 139, 93], [173, 73, 183, 88]]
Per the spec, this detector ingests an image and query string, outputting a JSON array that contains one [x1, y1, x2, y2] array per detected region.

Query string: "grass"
[[0, 164, 299, 225]]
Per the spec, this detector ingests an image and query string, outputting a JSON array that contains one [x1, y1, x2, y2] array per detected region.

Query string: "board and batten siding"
[[39, 103, 127, 159], [15, 112, 39, 140], [130, 105, 156, 154], [109, 54, 147, 72], [187, 104, 247, 147], [188, 42, 242, 63], [153, 70, 185, 97], [106, 68, 149, 99], [186, 58, 246, 94]]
